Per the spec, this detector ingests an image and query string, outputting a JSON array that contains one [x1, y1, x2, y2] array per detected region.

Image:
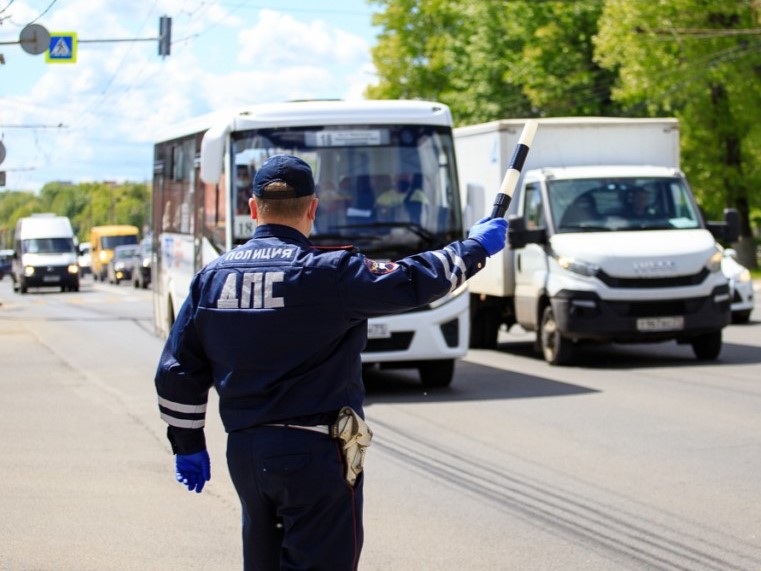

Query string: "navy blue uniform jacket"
[[155, 224, 488, 454]]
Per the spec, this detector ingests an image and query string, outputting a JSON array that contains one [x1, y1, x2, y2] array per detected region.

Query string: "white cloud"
[[237, 9, 369, 69], [0, 2, 377, 191]]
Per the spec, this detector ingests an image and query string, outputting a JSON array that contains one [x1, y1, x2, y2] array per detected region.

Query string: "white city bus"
[[152, 100, 469, 387]]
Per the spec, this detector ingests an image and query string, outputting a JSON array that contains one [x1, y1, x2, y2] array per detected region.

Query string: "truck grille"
[[597, 268, 709, 288]]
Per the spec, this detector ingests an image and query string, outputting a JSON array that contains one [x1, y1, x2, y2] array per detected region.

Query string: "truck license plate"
[[367, 322, 391, 339], [43, 275, 60, 282], [636, 316, 684, 332]]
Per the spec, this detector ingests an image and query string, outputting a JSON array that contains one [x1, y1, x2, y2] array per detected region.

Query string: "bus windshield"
[[548, 177, 702, 233], [231, 124, 462, 257]]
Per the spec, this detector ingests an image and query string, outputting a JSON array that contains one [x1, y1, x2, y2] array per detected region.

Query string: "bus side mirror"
[[200, 121, 231, 184], [462, 183, 485, 229]]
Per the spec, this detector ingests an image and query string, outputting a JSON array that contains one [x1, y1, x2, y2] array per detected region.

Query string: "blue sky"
[[0, 1, 381, 191]]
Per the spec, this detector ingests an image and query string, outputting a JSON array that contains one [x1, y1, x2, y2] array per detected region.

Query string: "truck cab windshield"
[[548, 177, 701, 233]]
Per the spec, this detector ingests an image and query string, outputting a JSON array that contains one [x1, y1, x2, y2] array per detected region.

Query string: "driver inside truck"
[[623, 187, 656, 219]]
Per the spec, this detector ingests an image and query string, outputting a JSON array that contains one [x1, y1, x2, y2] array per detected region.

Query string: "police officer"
[[154, 154, 508, 571]]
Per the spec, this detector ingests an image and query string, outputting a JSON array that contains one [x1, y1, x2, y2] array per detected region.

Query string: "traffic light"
[[158, 16, 172, 57]]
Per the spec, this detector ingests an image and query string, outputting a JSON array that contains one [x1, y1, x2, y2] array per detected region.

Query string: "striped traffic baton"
[[490, 119, 539, 219]]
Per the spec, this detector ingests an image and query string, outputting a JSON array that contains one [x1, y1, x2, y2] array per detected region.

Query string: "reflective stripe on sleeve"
[[160, 412, 206, 429], [433, 247, 466, 291], [158, 396, 207, 414]]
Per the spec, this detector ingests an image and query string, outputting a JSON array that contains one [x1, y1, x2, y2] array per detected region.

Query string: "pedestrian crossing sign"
[[46, 33, 77, 63]]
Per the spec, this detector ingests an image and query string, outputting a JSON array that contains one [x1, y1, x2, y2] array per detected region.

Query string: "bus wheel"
[[418, 359, 455, 388]]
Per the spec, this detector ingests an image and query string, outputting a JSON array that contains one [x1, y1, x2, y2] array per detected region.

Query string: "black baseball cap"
[[253, 155, 315, 199]]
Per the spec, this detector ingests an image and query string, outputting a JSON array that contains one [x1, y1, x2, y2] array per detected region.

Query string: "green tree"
[[0, 181, 150, 246], [513, 1, 617, 116], [367, 0, 615, 123], [0, 191, 39, 248], [595, 0, 761, 267], [367, 1, 533, 123]]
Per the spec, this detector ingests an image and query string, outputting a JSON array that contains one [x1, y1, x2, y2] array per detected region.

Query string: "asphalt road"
[[0, 275, 760, 570]]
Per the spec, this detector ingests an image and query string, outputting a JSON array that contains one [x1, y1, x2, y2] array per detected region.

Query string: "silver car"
[[107, 244, 139, 285], [721, 247, 754, 324]]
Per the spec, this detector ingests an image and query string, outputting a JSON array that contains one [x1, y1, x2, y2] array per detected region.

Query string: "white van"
[[12, 214, 80, 293]]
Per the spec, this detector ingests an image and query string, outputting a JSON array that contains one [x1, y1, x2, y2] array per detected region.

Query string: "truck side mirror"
[[507, 214, 547, 249], [723, 208, 740, 242], [706, 207, 740, 242]]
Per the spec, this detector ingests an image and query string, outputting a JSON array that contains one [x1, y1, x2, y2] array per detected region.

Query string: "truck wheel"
[[540, 305, 574, 366], [691, 331, 722, 360], [418, 359, 455, 388]]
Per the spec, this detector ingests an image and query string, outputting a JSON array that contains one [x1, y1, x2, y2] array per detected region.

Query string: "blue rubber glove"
[[468, 217, 508, 256], [175, 450, 211, 493]]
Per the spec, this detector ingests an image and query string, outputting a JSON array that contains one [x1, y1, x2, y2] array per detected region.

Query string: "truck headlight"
[[556, 255, 599, 277], [738, 268, 751, 283], [23, 265, 35, 277], [67, 264, 79, 274], [706, 250, 722, 273]]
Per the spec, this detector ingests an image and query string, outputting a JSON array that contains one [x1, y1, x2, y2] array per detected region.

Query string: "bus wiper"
[[311, 232, 377, 242], [334, 222, 442, 246]]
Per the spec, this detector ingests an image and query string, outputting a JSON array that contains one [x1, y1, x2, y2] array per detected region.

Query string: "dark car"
[[107, 244, 139, 285], [132, 237, 152, 289], [0, 249, 13, 280]]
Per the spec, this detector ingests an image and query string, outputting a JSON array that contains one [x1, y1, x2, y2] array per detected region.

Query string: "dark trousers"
[[227, 426, 364, 571]]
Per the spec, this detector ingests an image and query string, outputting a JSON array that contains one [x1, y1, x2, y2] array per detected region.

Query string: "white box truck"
[[455, 117, 739, 364], [12, 213, 80, 293]]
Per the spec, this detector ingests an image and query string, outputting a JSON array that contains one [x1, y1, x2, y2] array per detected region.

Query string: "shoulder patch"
[[310, 244, 356, 252], [365, 259, 399, 275]]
